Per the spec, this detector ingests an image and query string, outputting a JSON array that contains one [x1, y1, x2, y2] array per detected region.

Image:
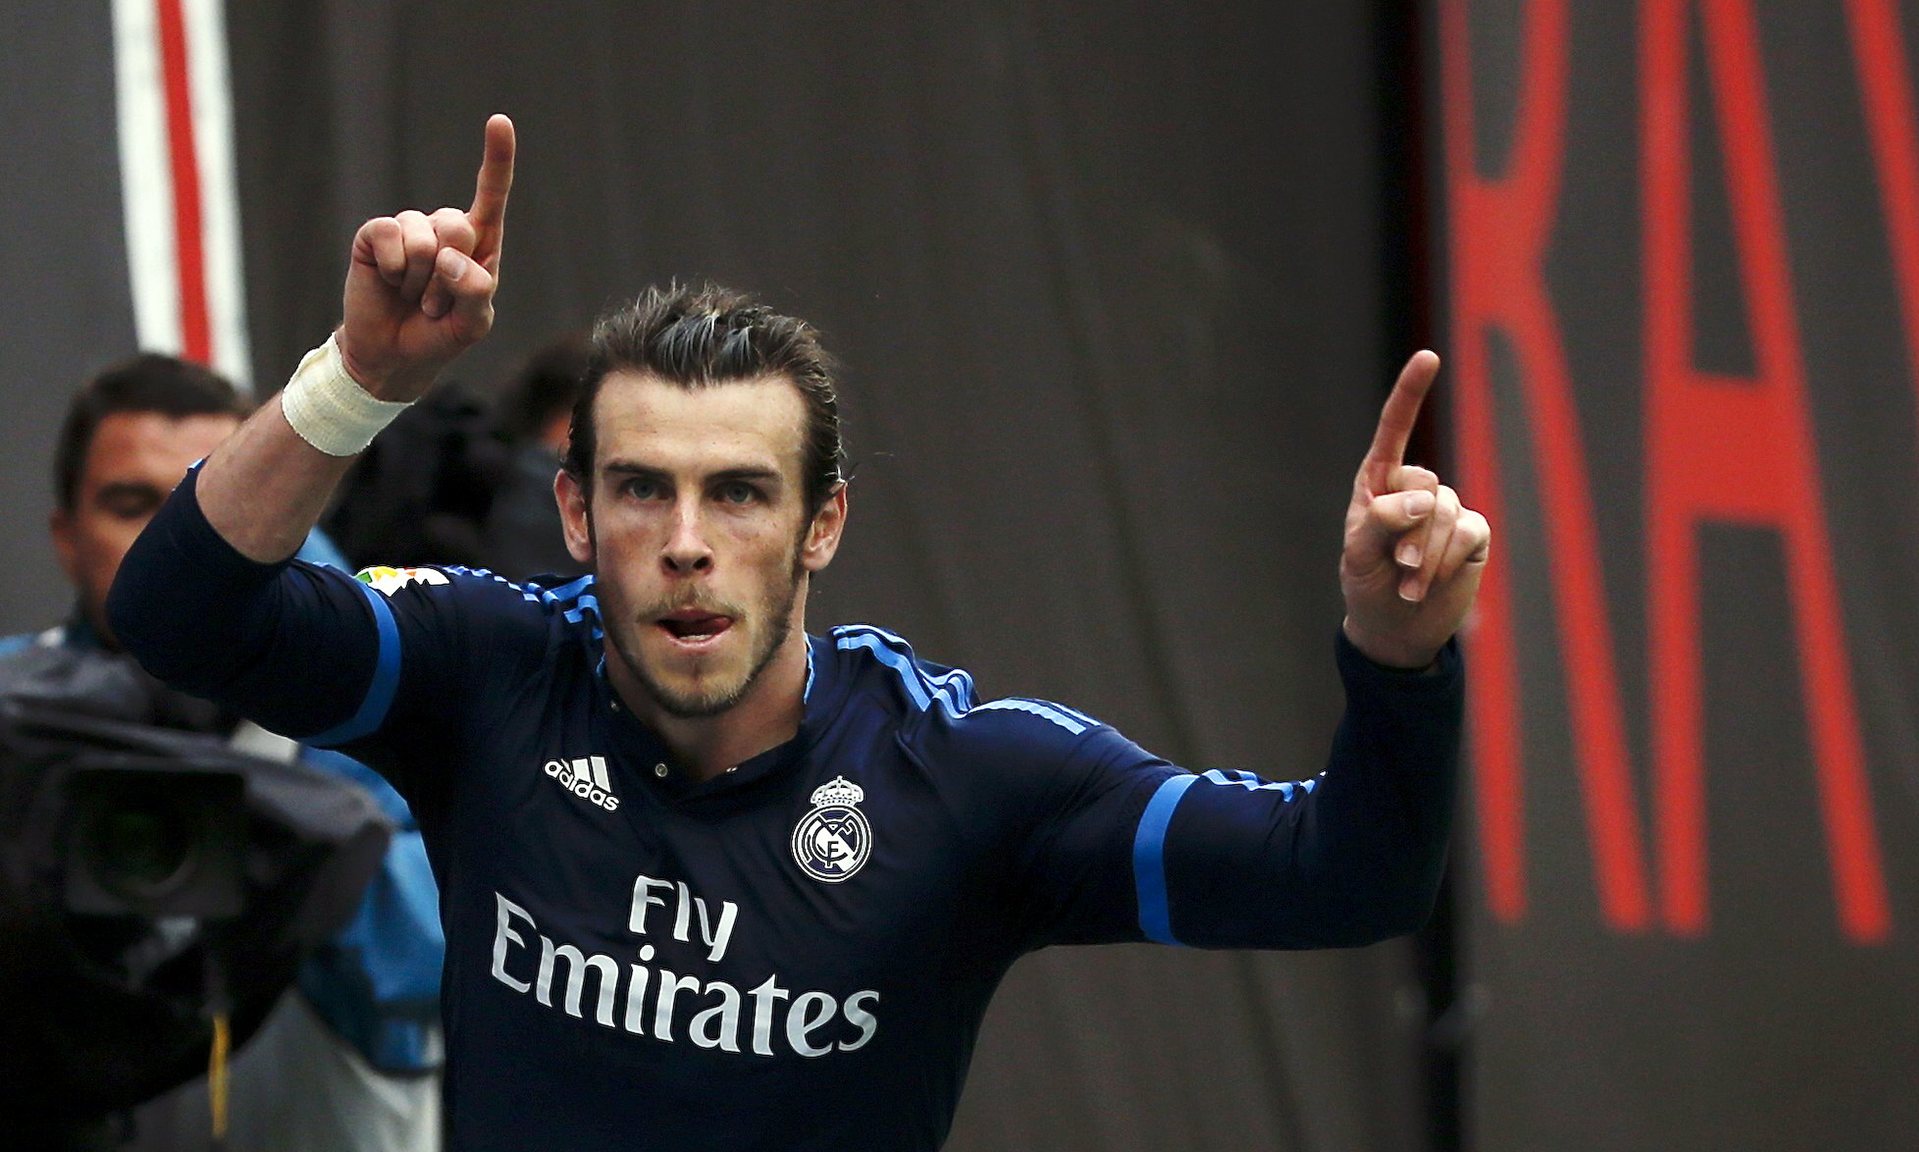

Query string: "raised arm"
[[1339, 351, 1491, 669], [201, 114, 515, 561], [1002, 354, 1487, 950], [105, 117, 519, 777]]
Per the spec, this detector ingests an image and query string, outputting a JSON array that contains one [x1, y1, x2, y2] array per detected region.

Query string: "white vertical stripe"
[[589, 756, 612, 791], [183, 0, 251, 387], [111, 0, 180, 357]]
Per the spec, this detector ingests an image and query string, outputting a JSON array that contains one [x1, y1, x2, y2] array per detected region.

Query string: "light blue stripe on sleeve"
[[973, 698, 1087, 734], [1198, 767, 1319, 801], [837, 632, 933, 710], [1132, 772, 1200, 945], [308, 579, 403, 746], [834, 626, 976, 715]]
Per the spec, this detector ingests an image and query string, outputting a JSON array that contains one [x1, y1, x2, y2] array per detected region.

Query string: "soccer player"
[[109, 116, 1491, 1151]]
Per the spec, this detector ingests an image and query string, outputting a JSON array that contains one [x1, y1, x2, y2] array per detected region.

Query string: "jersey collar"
[[595, 631, 850, 806]]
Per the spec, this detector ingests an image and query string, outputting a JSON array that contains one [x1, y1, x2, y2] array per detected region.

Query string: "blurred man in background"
[[480, 334, 590, 581], [316, 334, 588, 582], [2, 353, 445, 1152]]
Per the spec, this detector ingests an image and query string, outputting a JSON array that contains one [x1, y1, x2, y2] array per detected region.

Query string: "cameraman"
[[2, 354, 444, 1151]]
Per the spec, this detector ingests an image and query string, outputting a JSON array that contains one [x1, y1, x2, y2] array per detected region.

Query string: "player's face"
[[559, 371, 844, 719], [52, 411, 241, 646]]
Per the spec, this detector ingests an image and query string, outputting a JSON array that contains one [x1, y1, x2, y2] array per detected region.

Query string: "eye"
[[98, 487, 162, 521], [716, 481, 762, 506], [619, 476, 665, 501]]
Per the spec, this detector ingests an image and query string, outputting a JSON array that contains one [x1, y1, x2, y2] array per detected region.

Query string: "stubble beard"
[[624, 574, 801, 719], [597, 517, 809, 720]]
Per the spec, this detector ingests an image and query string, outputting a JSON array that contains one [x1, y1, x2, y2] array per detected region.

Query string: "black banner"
[[1438, 1, 1919, 1146]]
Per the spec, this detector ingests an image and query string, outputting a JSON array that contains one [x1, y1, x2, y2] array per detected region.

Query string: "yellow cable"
[[209, 1012, 231, 1141]]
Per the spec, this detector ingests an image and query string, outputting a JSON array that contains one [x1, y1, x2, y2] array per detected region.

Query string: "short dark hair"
[[565, 284, 846, 511], [55, 354, 249, 510]]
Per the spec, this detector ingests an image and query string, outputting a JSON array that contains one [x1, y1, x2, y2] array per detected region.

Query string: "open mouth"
[[657, 611, 734, 644]]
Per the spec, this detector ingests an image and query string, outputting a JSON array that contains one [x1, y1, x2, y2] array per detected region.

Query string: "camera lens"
[[80, 791, 197, 902], [63, 764, 248, 918]]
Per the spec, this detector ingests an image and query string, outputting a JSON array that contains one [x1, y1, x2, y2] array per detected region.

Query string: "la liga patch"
[[354, 566, 450, 595]]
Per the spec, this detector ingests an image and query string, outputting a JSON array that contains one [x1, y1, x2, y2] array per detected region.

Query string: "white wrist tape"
[[279, 335, 413, 457]]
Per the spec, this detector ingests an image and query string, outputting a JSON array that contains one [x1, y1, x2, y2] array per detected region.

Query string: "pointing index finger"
[[468, 114, 515, 270], [1362, 350, 1441, 492]]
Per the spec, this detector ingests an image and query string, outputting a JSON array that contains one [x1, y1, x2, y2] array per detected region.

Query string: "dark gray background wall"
[[0, 0, 137, 633], [1, 2, 1432, 1149]]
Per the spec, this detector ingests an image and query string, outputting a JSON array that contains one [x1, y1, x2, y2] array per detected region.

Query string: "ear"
[[555, 469, 596, 565], [49, 507, 81, 584], [800, 484, 848, 574]]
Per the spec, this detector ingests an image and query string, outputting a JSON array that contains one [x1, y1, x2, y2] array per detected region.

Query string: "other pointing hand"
[[337, 114, 516, 401], [1339, 351, 1491, 669]]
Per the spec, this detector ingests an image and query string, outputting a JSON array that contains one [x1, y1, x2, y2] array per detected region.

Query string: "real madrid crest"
[[792, 776, 872, 883]]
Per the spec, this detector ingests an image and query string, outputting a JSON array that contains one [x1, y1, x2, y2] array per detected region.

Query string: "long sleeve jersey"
[[109, 467, 1464, 1152]]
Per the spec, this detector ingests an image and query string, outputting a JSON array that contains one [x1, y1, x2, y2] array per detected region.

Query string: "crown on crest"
[[810, 776, 864, 808]]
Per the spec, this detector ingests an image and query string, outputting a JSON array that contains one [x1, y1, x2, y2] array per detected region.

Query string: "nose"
[[661, 499, 714, 574]]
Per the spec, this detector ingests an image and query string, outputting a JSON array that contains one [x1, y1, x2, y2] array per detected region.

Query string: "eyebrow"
[[600, 461, 784, 486]]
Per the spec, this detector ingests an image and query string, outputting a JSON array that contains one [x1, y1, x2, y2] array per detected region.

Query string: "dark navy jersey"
[[110, 468, 1465, 1152]]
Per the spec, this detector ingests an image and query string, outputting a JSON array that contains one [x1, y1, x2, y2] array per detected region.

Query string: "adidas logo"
[[544, 756, 621, 811]]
